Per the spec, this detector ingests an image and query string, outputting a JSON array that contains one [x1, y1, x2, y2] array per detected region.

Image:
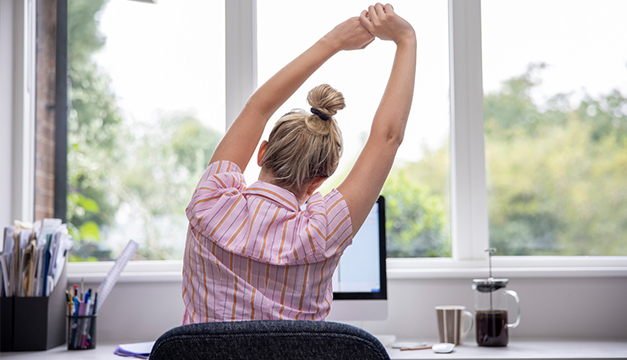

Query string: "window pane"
[[67, 0, 225, 261], [482, 0, 627, 255], [256, 1, 451, 257]]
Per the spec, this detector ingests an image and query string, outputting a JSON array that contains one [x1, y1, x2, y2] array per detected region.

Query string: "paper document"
[[114, 341, 155, 358]]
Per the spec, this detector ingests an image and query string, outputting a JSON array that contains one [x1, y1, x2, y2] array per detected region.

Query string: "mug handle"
[[505, 289, 521, 329], [460, 310, 474, 339]]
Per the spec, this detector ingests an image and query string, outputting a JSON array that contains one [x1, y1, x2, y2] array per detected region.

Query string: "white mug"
[[435, 305, 474, 345]]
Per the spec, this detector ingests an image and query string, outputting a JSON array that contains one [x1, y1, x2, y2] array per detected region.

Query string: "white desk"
[[387, 340, 627, 359], [2, 340, 626, 359]]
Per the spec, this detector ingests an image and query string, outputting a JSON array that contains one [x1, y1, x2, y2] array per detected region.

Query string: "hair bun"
[[307, 84, 345, 120]]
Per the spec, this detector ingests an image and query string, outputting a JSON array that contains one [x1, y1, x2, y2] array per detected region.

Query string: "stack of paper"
[[114, 341, 155, 359], [0, 219, 74, 297]]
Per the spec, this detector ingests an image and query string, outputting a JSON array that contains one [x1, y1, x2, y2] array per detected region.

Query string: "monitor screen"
[[332, 196, 387, 301]]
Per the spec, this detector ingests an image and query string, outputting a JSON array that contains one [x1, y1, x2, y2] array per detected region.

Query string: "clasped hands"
[[326, 3, 416, 52]]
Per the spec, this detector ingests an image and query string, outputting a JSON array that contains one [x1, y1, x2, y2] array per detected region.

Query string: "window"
[[67, 0, 225, 261], [58, 0, 626, 270], [482, 0, 627, 256], [255, 0, 452, 258]]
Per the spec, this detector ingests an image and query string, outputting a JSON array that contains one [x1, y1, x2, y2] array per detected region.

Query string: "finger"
[[385, 3, 394, 13], [359, 9, 375, 33], [374, 3, 386, 18], [368, 5, 380, 25]]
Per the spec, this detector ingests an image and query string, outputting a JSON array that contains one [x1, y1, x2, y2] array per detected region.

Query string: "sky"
[[93, 0, 225, 132], [481, 0, 627, 105]]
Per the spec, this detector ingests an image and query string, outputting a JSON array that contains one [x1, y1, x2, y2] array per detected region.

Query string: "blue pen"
[[71, 297, 79, 347], [79, 291, 91, 348]]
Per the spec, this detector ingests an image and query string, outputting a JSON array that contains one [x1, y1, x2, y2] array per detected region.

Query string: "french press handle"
[[505, 289, 521, 329]]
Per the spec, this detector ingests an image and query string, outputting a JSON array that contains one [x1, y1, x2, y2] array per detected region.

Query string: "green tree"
[[67, 0, 221, 261], [382, 170, 450, 257], [67, 0, 120, 260], [115, 114, 220, 260], [484, 64, 627, 255]]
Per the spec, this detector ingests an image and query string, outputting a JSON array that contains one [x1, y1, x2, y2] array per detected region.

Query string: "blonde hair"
[[261, 84, 345, 192]]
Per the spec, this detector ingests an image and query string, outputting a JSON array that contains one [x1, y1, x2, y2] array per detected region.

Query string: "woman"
[[182, 3, 416, 324]]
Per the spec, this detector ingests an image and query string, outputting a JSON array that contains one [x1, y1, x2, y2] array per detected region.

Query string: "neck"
[[258, 168, 308, 206]]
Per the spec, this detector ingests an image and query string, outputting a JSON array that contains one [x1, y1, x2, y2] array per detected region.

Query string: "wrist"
[[394, 29, 417, 47], [319, 34, 343, 54]]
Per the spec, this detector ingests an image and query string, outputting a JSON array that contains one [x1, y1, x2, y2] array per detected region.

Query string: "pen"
[[76, 300, 86, 348], [65, 290, 71, 316], [93, 291, 98, 315], [80, 298, 92, 348], [71, 297, 79, 346]]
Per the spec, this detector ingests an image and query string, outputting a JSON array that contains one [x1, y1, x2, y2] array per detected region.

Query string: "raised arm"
[[210, 17, 374, 171], [338, 3, 417, 233]]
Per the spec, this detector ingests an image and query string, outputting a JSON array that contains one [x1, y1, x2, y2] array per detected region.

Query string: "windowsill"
[[67, 257, 627, 283]]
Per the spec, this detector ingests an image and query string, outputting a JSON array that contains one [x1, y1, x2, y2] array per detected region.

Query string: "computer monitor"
[[326, 196, 388, 321]]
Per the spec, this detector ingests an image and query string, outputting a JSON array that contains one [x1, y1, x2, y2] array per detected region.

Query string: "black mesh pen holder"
[[67, 314, 97, 350]]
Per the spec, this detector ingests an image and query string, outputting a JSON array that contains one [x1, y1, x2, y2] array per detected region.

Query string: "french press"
[[472, 248, 521, 347]]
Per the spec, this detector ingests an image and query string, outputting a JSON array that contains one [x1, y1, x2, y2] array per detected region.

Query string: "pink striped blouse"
[[182, 160, 353, 324]]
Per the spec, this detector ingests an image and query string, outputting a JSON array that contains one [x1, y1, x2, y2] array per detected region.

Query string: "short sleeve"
[[185, 160, 246, 233], [304, 189, 353, 258]]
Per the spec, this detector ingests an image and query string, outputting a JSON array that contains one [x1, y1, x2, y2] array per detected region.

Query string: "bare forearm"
[[371, 36, 417, 148], [245, 37, 340, 120], [339, 4, 418, 233], [345, 37, 417, 228]]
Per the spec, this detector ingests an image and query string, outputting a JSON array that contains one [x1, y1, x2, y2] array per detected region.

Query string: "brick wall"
[[34, 0, 58, 221]]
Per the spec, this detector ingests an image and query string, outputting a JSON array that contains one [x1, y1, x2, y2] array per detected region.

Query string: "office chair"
[[150, 320, 390, 360]]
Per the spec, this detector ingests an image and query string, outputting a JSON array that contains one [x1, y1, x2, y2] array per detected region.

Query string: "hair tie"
[[311, 107, 330, 121]]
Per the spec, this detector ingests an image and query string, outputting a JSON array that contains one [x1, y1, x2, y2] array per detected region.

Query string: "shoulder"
[[300, 189, 353, 259], [305, 189, 351, 233], [200, 160, 245, 191], [186, 161, 246, 226]]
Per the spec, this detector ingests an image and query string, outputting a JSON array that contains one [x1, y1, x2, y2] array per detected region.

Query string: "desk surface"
[[387, 340, 627, 359], [2, 340, 626, 359]]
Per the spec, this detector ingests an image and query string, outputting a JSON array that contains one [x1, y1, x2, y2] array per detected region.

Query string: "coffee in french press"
[[472, 248, 521, 347]]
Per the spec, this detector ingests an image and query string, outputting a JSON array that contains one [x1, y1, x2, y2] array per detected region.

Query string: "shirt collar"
[[245, 181, 299, 212]]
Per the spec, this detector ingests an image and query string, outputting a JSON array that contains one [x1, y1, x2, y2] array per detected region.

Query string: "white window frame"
[[3, 0, 37, 227], [62, 0, 627, 282]]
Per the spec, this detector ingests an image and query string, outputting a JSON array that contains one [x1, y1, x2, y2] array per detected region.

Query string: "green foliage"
[[67, 0, 118, 260], [68, 0, 107, 66], [484, 63, 547, 137], [67, 0, 220, 261], [382, 171, 450, 257], [78, 221, 100, 241], [378, 61, 626, 257], [113, 114, 220, 261], [484, 64, 627, 255]]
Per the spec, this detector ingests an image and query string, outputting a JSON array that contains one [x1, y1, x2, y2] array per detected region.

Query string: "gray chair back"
[[150, 320, 390, 360]]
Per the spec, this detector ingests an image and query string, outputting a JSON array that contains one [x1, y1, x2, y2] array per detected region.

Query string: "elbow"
[[371, 115, 407, 149], [384, 129, 405, 149], [391, 131, 405, 147]]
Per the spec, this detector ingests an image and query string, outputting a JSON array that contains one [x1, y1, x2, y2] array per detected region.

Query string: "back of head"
[[261, 84, 346, 193]]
